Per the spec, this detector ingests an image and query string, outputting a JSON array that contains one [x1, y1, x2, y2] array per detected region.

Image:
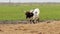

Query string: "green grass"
[[0, 4, 60, 20]]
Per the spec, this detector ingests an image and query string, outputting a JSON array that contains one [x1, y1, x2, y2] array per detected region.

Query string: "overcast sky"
[[0, 0, 60, 3]]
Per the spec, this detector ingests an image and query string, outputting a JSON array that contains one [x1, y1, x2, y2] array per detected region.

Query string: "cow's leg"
[[35, 16, 39, 23], [36, 18, 40, 22], [30, 17, 34, 24], [30, 20, 32, 24], [32, 16, 36, 24], [26, 18, 31, 24], [32, 20, 35, 24]]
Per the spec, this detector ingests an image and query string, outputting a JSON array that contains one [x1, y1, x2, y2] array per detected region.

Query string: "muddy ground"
[[0, 20, 60, 34]]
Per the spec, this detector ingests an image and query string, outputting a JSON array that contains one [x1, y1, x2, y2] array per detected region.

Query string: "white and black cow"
[[25, 8, 40, 24]]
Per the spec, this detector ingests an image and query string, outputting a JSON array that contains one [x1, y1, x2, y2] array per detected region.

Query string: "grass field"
[[0, 4, 60, 20], [0, 4, 60, 34]]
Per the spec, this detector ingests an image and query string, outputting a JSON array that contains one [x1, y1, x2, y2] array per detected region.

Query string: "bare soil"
[[0, 21, 60, 34]]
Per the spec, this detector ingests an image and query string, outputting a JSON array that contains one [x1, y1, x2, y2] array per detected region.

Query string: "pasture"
[[0, 3, 60, 34], [0, 4, 60, 21]]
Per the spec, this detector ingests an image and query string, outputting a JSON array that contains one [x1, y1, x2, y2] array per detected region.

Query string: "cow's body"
[[25, 8, 40, 24]]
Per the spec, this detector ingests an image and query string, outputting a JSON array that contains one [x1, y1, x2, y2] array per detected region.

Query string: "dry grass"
[[0, 21, 60, 34]]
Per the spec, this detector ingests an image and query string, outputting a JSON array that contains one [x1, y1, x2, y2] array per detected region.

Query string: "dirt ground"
[[0, 21, 60, 34]]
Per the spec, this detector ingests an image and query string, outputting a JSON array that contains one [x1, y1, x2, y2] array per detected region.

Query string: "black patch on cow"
[[25, 12, 34, 19]]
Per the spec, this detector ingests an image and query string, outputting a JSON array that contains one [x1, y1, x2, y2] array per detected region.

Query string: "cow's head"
[[25, 11, 34, 19]]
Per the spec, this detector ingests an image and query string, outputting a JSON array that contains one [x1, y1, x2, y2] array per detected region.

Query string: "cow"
[[25, 8, 40, 24]]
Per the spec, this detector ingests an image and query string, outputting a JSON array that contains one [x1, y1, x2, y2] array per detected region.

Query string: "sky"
[[0, 0, 60, 3]]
